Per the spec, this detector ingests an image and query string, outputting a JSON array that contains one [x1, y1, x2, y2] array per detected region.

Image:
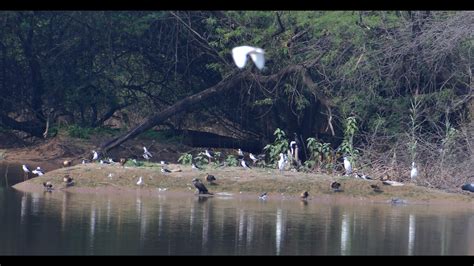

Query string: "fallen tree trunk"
[[98, 72, 244, 154]]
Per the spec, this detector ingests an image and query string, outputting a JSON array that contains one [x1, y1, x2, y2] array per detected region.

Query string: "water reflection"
[[408, 214, 415, 255], [1, 186, 474, 255], [340, 213, 349, 255]]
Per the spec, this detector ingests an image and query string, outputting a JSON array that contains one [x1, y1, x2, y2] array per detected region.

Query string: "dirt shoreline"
[[10, 162, 474, 207], [3, 136, 473, 206]]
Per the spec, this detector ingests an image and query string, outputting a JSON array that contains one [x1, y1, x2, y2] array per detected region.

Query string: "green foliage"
[[141, 130, 183, 143], [263, 128, 289, 164], [225, 155, 239, 167], [339, 116, 359, 162], [178, 153, 193, 165], [306, 137, 332, 170], [67, 125, 93, 139], [66, 125, 120, 139]]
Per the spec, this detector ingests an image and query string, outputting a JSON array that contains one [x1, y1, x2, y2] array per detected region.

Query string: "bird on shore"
[[192, 178, 211, 195], [331, 181, 343, 192], [63, 175, 75, 187], [237, 148, 244, 160], [461, 183, 474, 192], [161, 167, 172, 173], [240, 159, 251, 169], [343, 156, 352, 176], [410, 162, 418, 181], [300, 191, 309, 200], [22, 164, 31, 181], [43, 181, 53, 192], [142, 146, 152, 161], [136, 176, 144, 186], [249, 153, 258, 164], [232, 46, 265, 70], [204, 149, 214, 163], [32, 166, 44, 176], [192, 163, 202, 170], [160, 160, 169, 165], [259, 192, 268, 200], [63, 160, 72, 167], [278, 153, 286, 173], [119, 158, 127, 167], [92, 150, 99, 161], [370, 184, 383, 193], [206, 173, 216, 185]]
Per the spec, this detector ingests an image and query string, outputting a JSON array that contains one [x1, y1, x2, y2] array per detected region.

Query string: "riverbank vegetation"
[[0, 11, 472, 193]]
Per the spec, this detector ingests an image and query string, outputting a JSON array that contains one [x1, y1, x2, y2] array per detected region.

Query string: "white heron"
[[249, 153, 258, 164], [22, 164, 31, 181], [232, 46, 265, 70], [278, 153, 286, 173], [410, 162, 418, 181], [343, 156, 352, 176], [143, 146, 152, 158], [241, 159, 251, 169], [136, 176, 144, 186], [92, 150, 99, 161]]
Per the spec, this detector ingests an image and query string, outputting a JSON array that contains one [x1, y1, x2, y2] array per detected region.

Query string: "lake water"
[[1, 162, 474, 255]]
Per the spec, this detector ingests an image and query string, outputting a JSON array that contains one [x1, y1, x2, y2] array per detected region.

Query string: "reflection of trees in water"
[[275, 208, 286, 256], [31, 192, 40, 215], [106, 198, 111, 231], [340, 212, 349, 255], [20, 193, 27, 225], [201, 198, 210, 252], [12, 192, 474, 255], [246, 213, 254, 247], [238, 209, 245, 243], [89, 201, 96, 253]]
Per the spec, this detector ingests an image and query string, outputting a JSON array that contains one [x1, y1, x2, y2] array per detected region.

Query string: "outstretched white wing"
[[232, 46, 253, 68], [249, 50, 265, 70], [232, 46, 265, 70]]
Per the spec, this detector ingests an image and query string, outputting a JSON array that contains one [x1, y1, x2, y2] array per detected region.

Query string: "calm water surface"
[[1, 163, 473, 255]]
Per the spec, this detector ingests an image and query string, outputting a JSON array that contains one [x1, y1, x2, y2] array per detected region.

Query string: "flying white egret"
[[343, 156, 352, 176], [410, 162, 418, 181], [232, 46, 265, 70]]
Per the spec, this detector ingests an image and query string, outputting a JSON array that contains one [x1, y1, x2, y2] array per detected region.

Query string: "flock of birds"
[[20, 45, 474, 196]]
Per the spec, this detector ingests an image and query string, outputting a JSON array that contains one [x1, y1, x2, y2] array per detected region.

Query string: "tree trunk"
[[98, 72, 245, 154]]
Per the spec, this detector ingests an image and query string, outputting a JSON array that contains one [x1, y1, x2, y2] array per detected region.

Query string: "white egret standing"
[[241, 159, 251, 169], [92, 150, 99, 161], [410, 162, 418, 182], [343, 156, 352, 176], [278, 153, 286, 173], [232, 46, 265, 70], [22, 164, 31, 181], [249, 153, 258, 164], [143, 146, 153, 161], [136, 176, 144, 186]]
